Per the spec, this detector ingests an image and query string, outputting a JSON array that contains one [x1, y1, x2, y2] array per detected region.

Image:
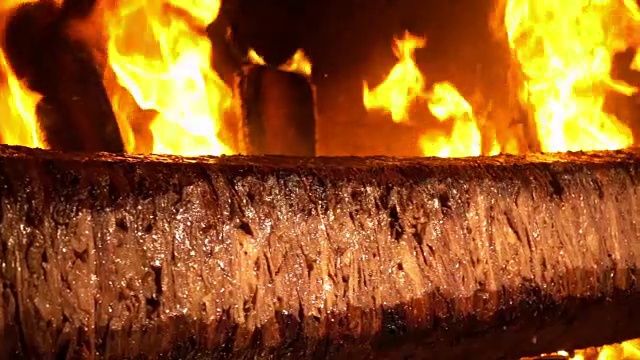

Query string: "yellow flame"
[[560, 340, 640, 360], [363, 32, 489, 157], [621, 340, 640, 359], [498, 13, 640, 352], [363, 32, 425, 123], [280, 49, 312, 77], [247, 48, 313, 77], [504, 0, 637, 153], [420, 82, 484, 157], [103, 0, 234, 156], [247, 49, 266, 66], [0, 0, 45, 148]]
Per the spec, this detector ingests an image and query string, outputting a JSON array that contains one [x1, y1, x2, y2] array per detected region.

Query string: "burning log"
[[238, 65, 316, 156], [1, 144, 640, 359], [3, 2, 124, 153]]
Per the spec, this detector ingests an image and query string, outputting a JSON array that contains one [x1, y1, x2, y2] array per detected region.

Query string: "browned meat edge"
[[0, 145, 639, 360]]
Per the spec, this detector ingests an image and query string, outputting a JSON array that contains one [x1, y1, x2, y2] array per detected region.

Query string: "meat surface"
[[1, 145, 640, 359]]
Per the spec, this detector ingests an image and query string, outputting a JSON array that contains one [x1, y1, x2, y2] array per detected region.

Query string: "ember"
[[1, 0, 640, 358]]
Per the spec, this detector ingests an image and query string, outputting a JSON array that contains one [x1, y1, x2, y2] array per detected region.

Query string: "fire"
[[363, 32, 494, 157], [247, 49, 266, 66], [0, 0, 45, 148], [538, 339, 640, 360], [363, 32, 425, 123], [247, 48, 313, 77], [0, 0, 638, 358], [504, 0, 638, 153], [280, 49, 312, 77], [507, 0, 640, 356], [420, 82, 485, 157], [102, 0, 235, 156], [365, 0, 640, 157]]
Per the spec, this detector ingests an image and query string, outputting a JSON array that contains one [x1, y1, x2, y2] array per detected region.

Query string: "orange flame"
[[503, 0, 640, 356], [363, 32, 492, 157], [365, 0, 640, 158], [0, 0, 45, 148], [363, 32, 425, 123], [247, 48, 313, 77], [504, 0, 638, 153], [280, 49, 312, 77], [420, 82, 484, 157], [102, 0, 234, 156], [537, 339, 640, 360], [247, 49, 266, 66]]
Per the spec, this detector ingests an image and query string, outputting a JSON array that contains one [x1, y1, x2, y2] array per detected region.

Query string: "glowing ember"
[[102, 0, 234, 156], [0, 0, 45, 148], [247, 48, 266, 66], [576, 339, 640, 359], [504, 0, 637, 153], [247, 48, 313, 77]]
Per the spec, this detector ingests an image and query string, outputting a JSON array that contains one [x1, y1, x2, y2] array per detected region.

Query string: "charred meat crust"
[[0, 145, 640, 359]]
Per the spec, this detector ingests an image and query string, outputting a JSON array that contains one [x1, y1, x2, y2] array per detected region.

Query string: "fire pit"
[[1, 0, 640, 359]]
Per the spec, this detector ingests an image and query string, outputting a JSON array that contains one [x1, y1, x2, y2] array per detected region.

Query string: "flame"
[[0, 0, 638, 358], [549, 340, 640, 360], [506, 1, 640, 352], [364, 0, 640, 157], [363, 32, 426, 123], [504, 0, 638, 152], [363, 32, 492, 157], [280, 49, 312, 77], [247, 49, 266, 66], [420, 82, 485, 157], [247, 48, 312, 77], [0, 0, 45, 148], [102, 0, 234, 156]]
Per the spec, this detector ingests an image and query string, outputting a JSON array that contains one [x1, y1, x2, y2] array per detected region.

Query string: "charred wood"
[[1, 145, 640, 359], [227, 0, 308, 67], [238, 65, 316, 156], [3, 2, 124, 153]]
